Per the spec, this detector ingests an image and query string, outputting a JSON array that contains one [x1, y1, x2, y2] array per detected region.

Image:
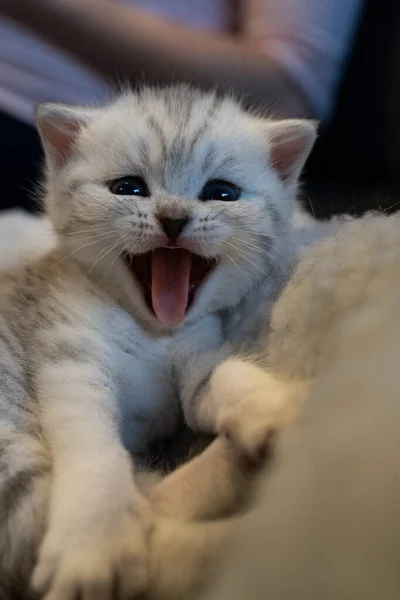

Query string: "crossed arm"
[[0, 0, 350, 119]]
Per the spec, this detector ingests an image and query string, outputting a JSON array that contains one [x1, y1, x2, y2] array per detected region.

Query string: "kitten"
[[198, 211, 400, 600], [0, 85, 315, 599]]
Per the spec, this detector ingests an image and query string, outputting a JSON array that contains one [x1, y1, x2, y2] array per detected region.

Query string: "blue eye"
[[109, 176, 150, 197], [199, 180, 240, 202]]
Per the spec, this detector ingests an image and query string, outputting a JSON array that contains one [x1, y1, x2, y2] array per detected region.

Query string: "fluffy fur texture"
[[0, 86, 316, 599], [200, 211, 400, 600], [0, 210, 55, 272]]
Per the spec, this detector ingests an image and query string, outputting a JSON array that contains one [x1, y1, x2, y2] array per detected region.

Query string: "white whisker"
[[222, 251, 242, 272], [224, 241, 259, 270], [99, 237, 131, 284], [231, 237, 275, 260], [56, 233, 117, 266], [62, 227, 119, 237], [230, 237, 289, 273], [86, 237, 126, 276]]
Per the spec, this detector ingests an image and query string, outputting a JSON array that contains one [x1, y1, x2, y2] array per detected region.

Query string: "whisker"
[[253, 238, 277, 249], [383, 198, 400, 214], [56, 233, 117, 266], [61, 227, 119, 237], [99, 237, 130, 284], [61, 231, 121, 244], [231, 237, 275, 260], [222, 251, 242, 272], [224, 241, 259, 270], [307, 196, 316, 219], [245, 230, 279, 242], [230, 237, 290, 273], [86, 237, 126, 275]]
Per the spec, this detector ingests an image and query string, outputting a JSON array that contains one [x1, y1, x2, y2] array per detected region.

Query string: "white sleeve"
[[245, 0, 366, 118]]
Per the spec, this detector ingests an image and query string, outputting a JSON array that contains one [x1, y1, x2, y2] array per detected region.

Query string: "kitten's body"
[[0, 87, 316, 598]]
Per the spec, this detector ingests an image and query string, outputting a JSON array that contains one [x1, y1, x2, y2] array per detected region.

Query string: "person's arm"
[[0, 0, 313, 118], [243, 0, 366, 120]]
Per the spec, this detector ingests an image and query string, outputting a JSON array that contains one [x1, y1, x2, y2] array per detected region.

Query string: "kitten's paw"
[[32, 491, 152, 600], [211, 360, 304, 464], [219, 404, 278, 466]]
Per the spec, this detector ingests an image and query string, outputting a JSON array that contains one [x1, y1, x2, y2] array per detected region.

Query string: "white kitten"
[[0, 86, 315, 599]]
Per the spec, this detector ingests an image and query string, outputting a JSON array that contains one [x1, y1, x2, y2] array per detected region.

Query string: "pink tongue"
[[151, 249, 192, 325]]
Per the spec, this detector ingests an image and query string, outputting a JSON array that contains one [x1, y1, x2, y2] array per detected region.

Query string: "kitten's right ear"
[[35, 103, 96, 169]]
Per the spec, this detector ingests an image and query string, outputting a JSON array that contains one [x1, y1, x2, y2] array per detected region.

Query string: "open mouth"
[[123, 248, 216, 326]]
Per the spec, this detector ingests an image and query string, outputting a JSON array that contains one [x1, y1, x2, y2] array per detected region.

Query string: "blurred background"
[[0, 0, 398, 218]]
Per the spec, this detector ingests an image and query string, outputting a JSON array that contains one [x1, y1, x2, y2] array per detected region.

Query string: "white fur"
[[0, 87, 317, 600], [0, 210, 55, 270]]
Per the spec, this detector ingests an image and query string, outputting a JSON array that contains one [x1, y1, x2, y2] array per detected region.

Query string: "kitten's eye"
[[109, 176, 150, 197], [199, 180, 240, 202]]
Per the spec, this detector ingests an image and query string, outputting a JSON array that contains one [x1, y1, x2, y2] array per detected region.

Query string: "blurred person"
[[0, 0, 364, 212]]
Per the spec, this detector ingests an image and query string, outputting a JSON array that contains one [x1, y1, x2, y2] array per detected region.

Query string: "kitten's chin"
[[123, 248, 217, 326]]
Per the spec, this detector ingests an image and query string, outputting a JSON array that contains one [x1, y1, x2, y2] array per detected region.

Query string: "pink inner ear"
[[42, 118, 81, 166], [270, 137, 305, 182]]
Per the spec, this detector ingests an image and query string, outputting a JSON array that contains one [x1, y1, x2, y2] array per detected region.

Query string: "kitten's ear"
[[35, 103, 96, 168], [265, 119, 318, 185]]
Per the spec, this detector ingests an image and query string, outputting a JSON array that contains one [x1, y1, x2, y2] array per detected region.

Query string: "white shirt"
[[0, 0, 365, 124]]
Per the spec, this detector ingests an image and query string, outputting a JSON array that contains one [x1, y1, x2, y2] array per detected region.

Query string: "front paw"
[[32, 491, 152, 600], [211, 360, 303, 464], [219, 402, 278, 466]]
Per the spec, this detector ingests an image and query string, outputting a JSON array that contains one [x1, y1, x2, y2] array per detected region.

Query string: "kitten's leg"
[[146, 438, 255, 600], [0, 424, 51, 597], [147, 437, 255, 520], [32, 341, 151, 600], [183, 357, 310, 462], [0, 327, 51, 595], [208, 359, 310, 461], [148, 516, 239, 600]]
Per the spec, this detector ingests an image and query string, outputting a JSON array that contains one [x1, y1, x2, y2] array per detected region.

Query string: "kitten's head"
[[36, 87, 316, 329]]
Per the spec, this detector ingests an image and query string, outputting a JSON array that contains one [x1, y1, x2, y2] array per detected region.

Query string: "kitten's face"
[[37, 88, 315, 329]]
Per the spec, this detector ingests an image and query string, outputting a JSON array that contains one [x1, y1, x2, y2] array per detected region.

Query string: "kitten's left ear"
[[36, 103, 96, 169], [265, 119, 318, 185]]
